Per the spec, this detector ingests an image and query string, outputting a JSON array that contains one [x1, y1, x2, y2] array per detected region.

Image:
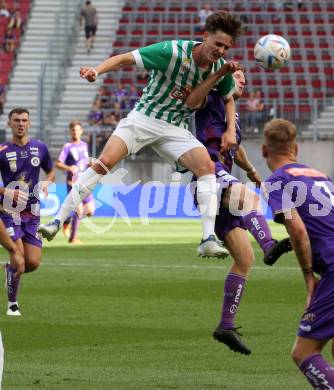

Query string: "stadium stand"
[[89, 0, 334, 146], [0, 0, 30, 121]]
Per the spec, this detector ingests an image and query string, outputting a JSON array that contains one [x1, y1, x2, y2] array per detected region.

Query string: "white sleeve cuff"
[[131, 50, 144, 69]]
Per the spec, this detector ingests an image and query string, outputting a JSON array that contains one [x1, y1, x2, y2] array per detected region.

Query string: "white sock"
[[196, 174, 218, 240], [55, 167, 103, 224]]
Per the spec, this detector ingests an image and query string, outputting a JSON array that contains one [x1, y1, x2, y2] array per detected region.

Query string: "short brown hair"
[[205, 11, 243, 41], [8, 107, 29, 120], [69, 120, 82, 131], [264, 119, 297, 153]]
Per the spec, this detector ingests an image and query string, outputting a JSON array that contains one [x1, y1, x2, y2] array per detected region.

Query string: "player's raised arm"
[[235, 145, 261, 186], [80, 52, 136, 82], [186, 61, 243, 110]]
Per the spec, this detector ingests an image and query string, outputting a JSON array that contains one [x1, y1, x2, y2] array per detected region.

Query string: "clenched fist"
[[80, 67, 98, 82]]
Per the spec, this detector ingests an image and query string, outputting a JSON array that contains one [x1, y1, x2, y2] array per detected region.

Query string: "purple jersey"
[[58, 141, 89, 183], [195, 90, 241, 173], [265, 162, 334, 275], [0, 139, 53, 213]]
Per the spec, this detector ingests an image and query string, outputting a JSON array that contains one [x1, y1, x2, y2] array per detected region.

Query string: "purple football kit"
[[194, 90, 245, 239], [265, 162, 334, 340], [0, 139, 53, 247], [58, 140, 93, 205]]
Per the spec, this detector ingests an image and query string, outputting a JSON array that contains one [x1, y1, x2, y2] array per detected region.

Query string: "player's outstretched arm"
[[186, 61, 242, 110], [80, 52, 136, 82], [235, 145, 261, 186], [282, 209, 319, 309]]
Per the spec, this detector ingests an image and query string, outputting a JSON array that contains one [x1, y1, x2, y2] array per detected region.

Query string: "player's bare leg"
[[212, 227, 253, 355], [179, 147, 229, 258], [292, 337, 334, 388], [38, 135, 128, 241], [225, 183, 292, 265]]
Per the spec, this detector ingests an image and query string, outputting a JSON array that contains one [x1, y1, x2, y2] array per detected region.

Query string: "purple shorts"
[[193, 161, 246, 240], [298, 271, 334, 340], [67, 184, 94, 205], [215, 161, 245, 239], [1, 212, 42, 248]]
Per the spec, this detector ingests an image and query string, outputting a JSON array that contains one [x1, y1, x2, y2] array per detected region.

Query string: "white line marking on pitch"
[[41, 262, 300, 271]]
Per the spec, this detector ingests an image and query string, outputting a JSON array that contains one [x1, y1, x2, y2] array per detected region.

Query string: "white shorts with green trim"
[[113, 110, 204, 169]]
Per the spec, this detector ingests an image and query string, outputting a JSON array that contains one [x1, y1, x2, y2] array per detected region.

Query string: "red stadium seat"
[[299, 90, 309, 99]]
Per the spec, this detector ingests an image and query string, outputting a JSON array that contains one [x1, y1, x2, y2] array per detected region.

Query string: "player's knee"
[[197, 159, 215, 176], [25, 258, 41, 272], [238, 251, 254, 275], [291, 344, 312, 367]]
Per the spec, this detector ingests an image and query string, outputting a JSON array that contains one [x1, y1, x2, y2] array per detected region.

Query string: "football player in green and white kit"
[[39, 11, 243, 258]]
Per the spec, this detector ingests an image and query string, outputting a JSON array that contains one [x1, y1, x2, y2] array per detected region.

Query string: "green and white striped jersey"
[[132, 40, 235, 130]]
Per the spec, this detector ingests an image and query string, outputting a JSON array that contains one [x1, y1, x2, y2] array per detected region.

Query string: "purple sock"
[[5, 263, 20, 302], [300, 353, 334, 389], [69, 214, 80, 241], [243, 210, 275, 252], [219, 273, 246, 330]]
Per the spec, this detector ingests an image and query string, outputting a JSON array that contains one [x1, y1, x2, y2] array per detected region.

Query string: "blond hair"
[[264, 118, 296, 153]]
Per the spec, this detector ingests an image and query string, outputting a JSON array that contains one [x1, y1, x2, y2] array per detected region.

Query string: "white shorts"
[[113, 110, 204, 169]]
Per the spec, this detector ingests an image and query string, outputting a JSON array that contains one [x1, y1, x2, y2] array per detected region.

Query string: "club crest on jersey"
[[31, 156, 40, 167], [180, 58, 191, 73]]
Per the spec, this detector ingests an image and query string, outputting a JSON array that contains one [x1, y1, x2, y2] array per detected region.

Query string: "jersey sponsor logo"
[[229, 304, 238, 314], [31, 157, 40, 167], [9, 160, 17, 172], [307, 363, 334, 389], [299, 324, 311, 332], [6, 227, 14, 237], [217, 170, 237, 182], [6, 151, 16, 159], [20, 151, 28, 159], [302, 312, 316, 322], [285, 167, 328, 179], [30, 147, 39, 156], [234, 284, 243, 303], [170, 85, 192, 101]]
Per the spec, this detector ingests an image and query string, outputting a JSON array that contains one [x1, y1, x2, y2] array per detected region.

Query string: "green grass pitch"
[[0, 218, 329, 389]]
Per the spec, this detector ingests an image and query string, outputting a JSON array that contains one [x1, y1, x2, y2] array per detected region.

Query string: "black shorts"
[[85, 25, 97, 38]]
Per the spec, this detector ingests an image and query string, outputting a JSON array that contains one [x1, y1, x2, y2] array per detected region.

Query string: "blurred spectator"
[[98, 85, 110, 109], [103, 112, 119, 127], [0, 84, 6, 115], [245, 91, 260, 133], [115, 81, 127, 109], [80, 0, 98, 54], [254, 90, 265, 132], [112, 101, 123, 119], [95, 130, 110, 155], [87, 99, 103, 125], [7, 10, 24, 32], [0, 0, 9, 17], [196, 4, 213, 32], [127, 84, 140, 109], [4, 27, 16, 53]]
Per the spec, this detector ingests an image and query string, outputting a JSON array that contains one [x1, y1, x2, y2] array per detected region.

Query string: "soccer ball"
[[254, 34, 291, 71]]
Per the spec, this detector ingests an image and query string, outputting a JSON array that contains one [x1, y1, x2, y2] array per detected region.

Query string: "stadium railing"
[[37, 0, 82, 142]]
